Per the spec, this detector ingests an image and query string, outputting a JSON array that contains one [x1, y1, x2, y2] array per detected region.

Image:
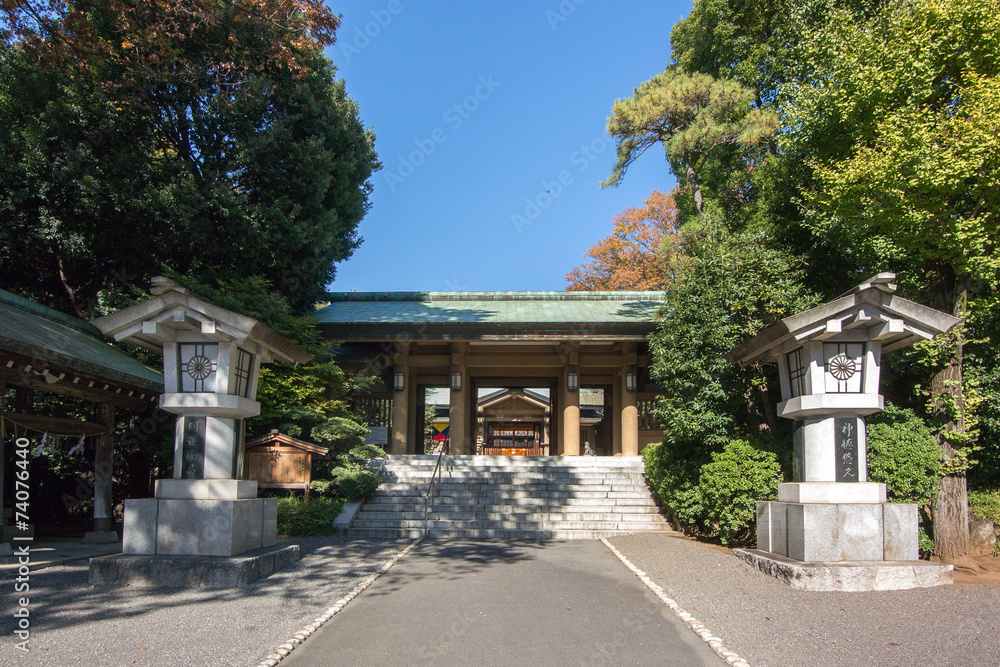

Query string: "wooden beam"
[[2, 412, 108, 436], [0, 380, 6, 529], [0, 365, 153, 412]]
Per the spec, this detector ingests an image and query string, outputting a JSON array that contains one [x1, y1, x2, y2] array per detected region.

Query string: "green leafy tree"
[[0, 1, 380, 469], [0, 0, 379, 316], [604, 68, 778, 214], [650, 226, 817, 449], [641, 224, 816, 533], [664, 0, 882, 278], [782, 0, 1000, 567]]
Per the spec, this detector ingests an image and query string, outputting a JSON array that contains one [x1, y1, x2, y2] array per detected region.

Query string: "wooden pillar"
[[621, 343, 639, 456], [93, 403, 115, 532], [391, 342, 409, 456], [449, 343, 468, 454], [406, 377, 418, 454], [561, 369, 580, 457], [559, 343, 580, 456], [612, 371, 623, 455], [0, 380, 6, 530]]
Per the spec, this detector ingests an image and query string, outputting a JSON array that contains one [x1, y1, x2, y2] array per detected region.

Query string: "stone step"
[[350, 518, 667, 531], [371, 488, 653, 501], [385, 469, 646, 479], [385, 470, 645, 478], [383, 467, 645, 476], [354, 510, 664, 523], [365, 497, 660, 510], [378, 482, 650, 493], [346, 527, 669, 540], [350, 456, 665, 539], [359, 501, 661, 514], [387, 475, 645, 484], [386, 455, 644, 465]]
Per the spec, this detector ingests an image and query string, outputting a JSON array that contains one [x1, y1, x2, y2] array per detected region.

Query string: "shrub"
[[330, 466, 380, 500], [918, 526, 935, 557], [349, 443, 387, 460], [277, 496, 344, 536], [866, 404, 941, 506], [698, 439, 782, 545], [969, 489, 1000, 524], [642, 440, 706, 528], [309, 479, 336, 497], [310, 469, 379, 500]]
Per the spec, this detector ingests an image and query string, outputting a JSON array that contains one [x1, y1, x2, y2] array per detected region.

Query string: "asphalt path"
[[282, 538, 724, 666], [608, 533, 1000, 667]]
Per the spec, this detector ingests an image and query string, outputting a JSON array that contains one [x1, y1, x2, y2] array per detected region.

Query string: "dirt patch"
[[953, 554, 1000, 585]]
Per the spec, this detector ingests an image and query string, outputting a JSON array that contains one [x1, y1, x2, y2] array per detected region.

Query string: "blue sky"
[[325, 1, 690, 293]]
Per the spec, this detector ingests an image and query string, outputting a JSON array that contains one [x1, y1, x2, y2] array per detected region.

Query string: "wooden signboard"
[[243, 432, 329, 498]]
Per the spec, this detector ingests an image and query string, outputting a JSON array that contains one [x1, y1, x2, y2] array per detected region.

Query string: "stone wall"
[[970, 519, 997, 556]]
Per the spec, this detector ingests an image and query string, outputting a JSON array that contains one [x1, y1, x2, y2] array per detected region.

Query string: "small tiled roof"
[[92, 277, 313, 366], [315, 292, 666, 341], [727, 273, 962, 366], [0, 289, 163, 391], [245, 431, 328, 455]]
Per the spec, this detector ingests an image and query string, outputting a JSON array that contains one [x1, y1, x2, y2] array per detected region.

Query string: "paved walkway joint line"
[[601, 537, 751, 667], [254, 536, 424, 667]]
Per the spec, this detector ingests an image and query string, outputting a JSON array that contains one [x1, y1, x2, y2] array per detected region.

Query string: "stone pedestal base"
[[2, 524, 33, 542], [778, 481, 886, 504], [89, 544, 299, 588], [123, 497, 277, 557], [83, 530, 120, 544], [123, 478, 275, 557], [758, 500, 918, 562], [734, 549, 953, 591]]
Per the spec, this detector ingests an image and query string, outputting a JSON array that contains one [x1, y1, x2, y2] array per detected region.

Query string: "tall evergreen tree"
[[0, 0, 379, 316]]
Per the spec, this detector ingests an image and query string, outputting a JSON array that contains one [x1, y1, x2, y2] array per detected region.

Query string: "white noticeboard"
[[364, 426, 388, 445]]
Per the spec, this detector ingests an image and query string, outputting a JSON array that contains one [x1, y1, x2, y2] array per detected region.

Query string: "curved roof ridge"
[[325, 291, 668, 302]]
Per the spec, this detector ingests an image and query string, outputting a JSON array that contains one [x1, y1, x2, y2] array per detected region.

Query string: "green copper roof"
[[315, 291, 666, 340], [0, 289, 163, 390]]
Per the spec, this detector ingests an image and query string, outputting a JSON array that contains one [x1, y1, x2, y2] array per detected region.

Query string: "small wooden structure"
[[0, 288, 163, 543], [243, 431, 328, 498]]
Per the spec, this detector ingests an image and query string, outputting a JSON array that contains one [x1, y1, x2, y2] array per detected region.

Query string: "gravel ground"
[[0, 537, 411, 667], [607, 533, 1000, 667]]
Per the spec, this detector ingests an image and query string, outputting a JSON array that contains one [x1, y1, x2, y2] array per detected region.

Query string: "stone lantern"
[[90, 278, 312, 561], [726, 274, 958, 588]]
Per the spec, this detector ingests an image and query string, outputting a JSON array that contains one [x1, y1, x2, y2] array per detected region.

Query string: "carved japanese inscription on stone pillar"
[[181, 417, 207, 479], [834, 417, 859, 483]]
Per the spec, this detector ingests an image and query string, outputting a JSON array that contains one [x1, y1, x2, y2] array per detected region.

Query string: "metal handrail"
[[423, 440, 449, 537]]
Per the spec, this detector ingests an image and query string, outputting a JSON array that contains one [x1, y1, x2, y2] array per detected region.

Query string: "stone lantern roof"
[[91, 277, 313, 366], [726, 273, 961, 367]]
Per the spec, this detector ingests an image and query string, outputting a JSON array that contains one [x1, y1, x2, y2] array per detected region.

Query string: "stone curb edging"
[[600, 537, 750, 667], [254, 536, 424, 667]]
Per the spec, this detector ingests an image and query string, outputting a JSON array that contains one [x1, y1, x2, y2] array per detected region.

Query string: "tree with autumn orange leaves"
[[566, 190, 680, 291]]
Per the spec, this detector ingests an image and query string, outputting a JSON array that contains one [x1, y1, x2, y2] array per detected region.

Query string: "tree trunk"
[[928, 277, 980, 572], [933, 473, 975, 567], [682, 151, 703, 214], [759, 383, 778, 436]]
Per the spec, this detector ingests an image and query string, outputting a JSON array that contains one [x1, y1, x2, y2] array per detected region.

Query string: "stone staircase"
[[346, 455, 670, 539]]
